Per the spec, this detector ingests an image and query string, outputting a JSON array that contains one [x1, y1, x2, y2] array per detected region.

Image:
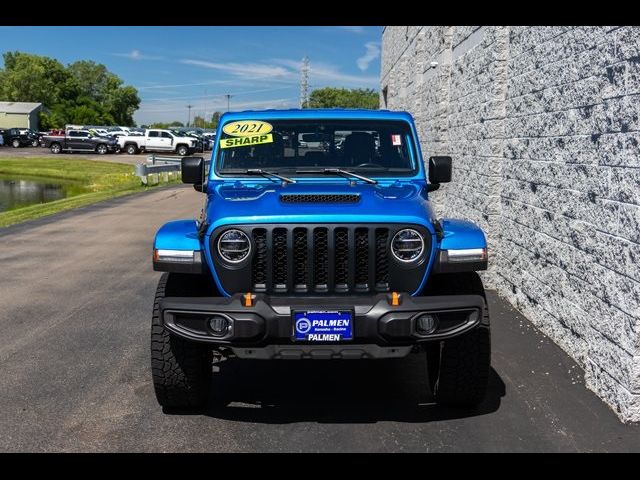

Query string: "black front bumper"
[[160, 293, 486, 359]]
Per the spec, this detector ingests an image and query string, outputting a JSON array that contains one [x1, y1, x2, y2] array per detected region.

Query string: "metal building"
[[0, 102, 43, 130]]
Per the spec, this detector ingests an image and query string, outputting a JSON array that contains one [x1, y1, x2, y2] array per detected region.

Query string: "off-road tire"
[[126, 143, 138, 155], [50, 143, 61, 154], [176, 144, 189, 156], [151, 273, 212, 408], [424, 272, 491, 407]]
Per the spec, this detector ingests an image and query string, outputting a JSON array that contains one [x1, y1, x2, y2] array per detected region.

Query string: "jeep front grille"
[[250, 225, 391, 294], [211, 224, 429, 295]]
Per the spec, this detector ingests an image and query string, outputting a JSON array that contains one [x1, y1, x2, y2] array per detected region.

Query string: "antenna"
[[299, 55, 310, 108]]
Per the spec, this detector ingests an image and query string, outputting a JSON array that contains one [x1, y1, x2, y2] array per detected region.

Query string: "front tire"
[[151, 273, 212, 409], [96, 144, 108, 155], [31, 139, 39, 147], [50, 143, 61, 154], [424, 272, 491, 407], [12, 139, 20, 148], [176, 145, 189, 156]]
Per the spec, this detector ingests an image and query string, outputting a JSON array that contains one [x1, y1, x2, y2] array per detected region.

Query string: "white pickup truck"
[[117, 129, 199, 156]]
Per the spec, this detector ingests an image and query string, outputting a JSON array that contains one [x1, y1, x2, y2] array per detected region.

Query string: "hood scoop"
[[279, 193, 361, 204]]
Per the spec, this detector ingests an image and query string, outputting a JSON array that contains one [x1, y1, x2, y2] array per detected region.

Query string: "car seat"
[[343, 132, 376, 166]]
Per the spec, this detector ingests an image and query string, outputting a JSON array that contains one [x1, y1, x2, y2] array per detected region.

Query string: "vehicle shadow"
[[165, 353, 506, 424]]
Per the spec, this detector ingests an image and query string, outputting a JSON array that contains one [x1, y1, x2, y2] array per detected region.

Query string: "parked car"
[[41, 129, 119, 154], [0, 128, 39, 148], [150, 109, 491, 409], [117, 129, 198, 156]]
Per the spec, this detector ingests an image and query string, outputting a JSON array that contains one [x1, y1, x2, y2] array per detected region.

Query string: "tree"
[[0, 51, 141, 129], [148, 120, 184, 129], [0, 52, 70, 107], [210, 111, 222, 129], [305, 87, 379, 109]]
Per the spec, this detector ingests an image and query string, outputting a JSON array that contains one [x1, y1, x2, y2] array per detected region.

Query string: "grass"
[[0, 157, 178, 227]]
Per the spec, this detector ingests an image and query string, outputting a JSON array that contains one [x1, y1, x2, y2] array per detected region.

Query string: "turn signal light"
[[391, 292, 400, 306], [244, 292, 253, 307]]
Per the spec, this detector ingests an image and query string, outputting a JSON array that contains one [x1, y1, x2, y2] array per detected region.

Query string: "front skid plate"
[[230, 344, 413, 360]]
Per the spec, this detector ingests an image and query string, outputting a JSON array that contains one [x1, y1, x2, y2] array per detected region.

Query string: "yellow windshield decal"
[[222, 120, 273, 137], [219, 133, 274, 149]]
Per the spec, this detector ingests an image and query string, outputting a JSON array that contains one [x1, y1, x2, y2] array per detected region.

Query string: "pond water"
[[0, 177, 90, 212]]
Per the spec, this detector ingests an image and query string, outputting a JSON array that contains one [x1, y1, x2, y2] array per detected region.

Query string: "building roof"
[[0, 102, 43, 114]]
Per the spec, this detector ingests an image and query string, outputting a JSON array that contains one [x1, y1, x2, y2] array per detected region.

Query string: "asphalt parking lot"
[[0, 184, 638, 452]]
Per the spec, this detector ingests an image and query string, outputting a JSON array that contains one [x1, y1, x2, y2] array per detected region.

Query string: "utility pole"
[[187, 104, 192, 127], [225, 94, 232, 112], [299, 55, 310, 108], [204, 88, 207, 127]]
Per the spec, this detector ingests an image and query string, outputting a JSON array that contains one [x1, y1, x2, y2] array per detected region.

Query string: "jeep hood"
[[204, 181, 437, 234]]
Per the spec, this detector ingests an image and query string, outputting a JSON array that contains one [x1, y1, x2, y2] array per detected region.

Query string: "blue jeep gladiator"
[[151, 109, 490, 408]]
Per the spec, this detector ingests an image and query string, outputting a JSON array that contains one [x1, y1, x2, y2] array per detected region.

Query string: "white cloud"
[[356, 42, 381, 71], [180, 59, 291, 79], [113, 49, 164, 61], [338, 26, 365, 34], [134, 97, 298, 124], [137, 79, 237, 90], [273, 58, 379, 87]]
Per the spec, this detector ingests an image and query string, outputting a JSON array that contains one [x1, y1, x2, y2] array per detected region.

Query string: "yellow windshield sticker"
[[222, 120, 273, 137], [219, 133, 274, 149]]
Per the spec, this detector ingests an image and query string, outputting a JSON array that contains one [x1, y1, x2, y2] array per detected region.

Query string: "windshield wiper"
[[224, 168, 296, 184], [296, 168, 378, 185]]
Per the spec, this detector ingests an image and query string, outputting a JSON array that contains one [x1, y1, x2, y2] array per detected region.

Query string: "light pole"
[[187, 104, 192, 127], [225, 94, 232, 112]]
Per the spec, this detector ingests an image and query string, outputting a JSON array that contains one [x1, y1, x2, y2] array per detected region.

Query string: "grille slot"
[[293, 227, 308, 292], [251, 229, 267, 291], [280, 194, 360, 204], [272, 228, 288, 292], [375, 228, 390, 291], [334, 228, 349, 292], [313, 228, 329, 292], [355, 228, 369, 291]]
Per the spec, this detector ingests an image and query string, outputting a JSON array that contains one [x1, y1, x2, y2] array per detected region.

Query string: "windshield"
[[215, 119, 417, 177]]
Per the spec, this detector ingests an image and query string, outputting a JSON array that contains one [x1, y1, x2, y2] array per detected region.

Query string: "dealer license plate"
[[293, 310, 353, 342]]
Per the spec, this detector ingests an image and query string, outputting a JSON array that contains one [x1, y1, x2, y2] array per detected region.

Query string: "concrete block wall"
[[381, 26, 640, 422]]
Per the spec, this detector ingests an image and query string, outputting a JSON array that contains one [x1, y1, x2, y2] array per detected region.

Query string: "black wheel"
[[96, 144, 108, 155], [151, 273, 212, 409], [31, 139, 39, 147], [176, 145, 189, 156], [126, 144, 138, 155], [12, 139, 20, 148], [50, 143, 61, 154], [423, 272, 491, 407]]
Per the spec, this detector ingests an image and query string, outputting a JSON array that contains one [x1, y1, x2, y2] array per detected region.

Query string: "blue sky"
[[0, 26, 383, 125]]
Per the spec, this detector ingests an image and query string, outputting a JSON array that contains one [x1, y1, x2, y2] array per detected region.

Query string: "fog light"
[[415, 313, 438, 335], [208, 315, 230, 335]]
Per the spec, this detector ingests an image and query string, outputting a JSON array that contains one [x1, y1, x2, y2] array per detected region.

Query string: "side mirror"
[[182, 156, 204, 191], [428, 156, 452, 184]]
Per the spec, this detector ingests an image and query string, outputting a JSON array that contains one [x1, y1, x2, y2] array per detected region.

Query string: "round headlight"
[[391, 228, 424, 263], [217, 229, 251, 263]]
